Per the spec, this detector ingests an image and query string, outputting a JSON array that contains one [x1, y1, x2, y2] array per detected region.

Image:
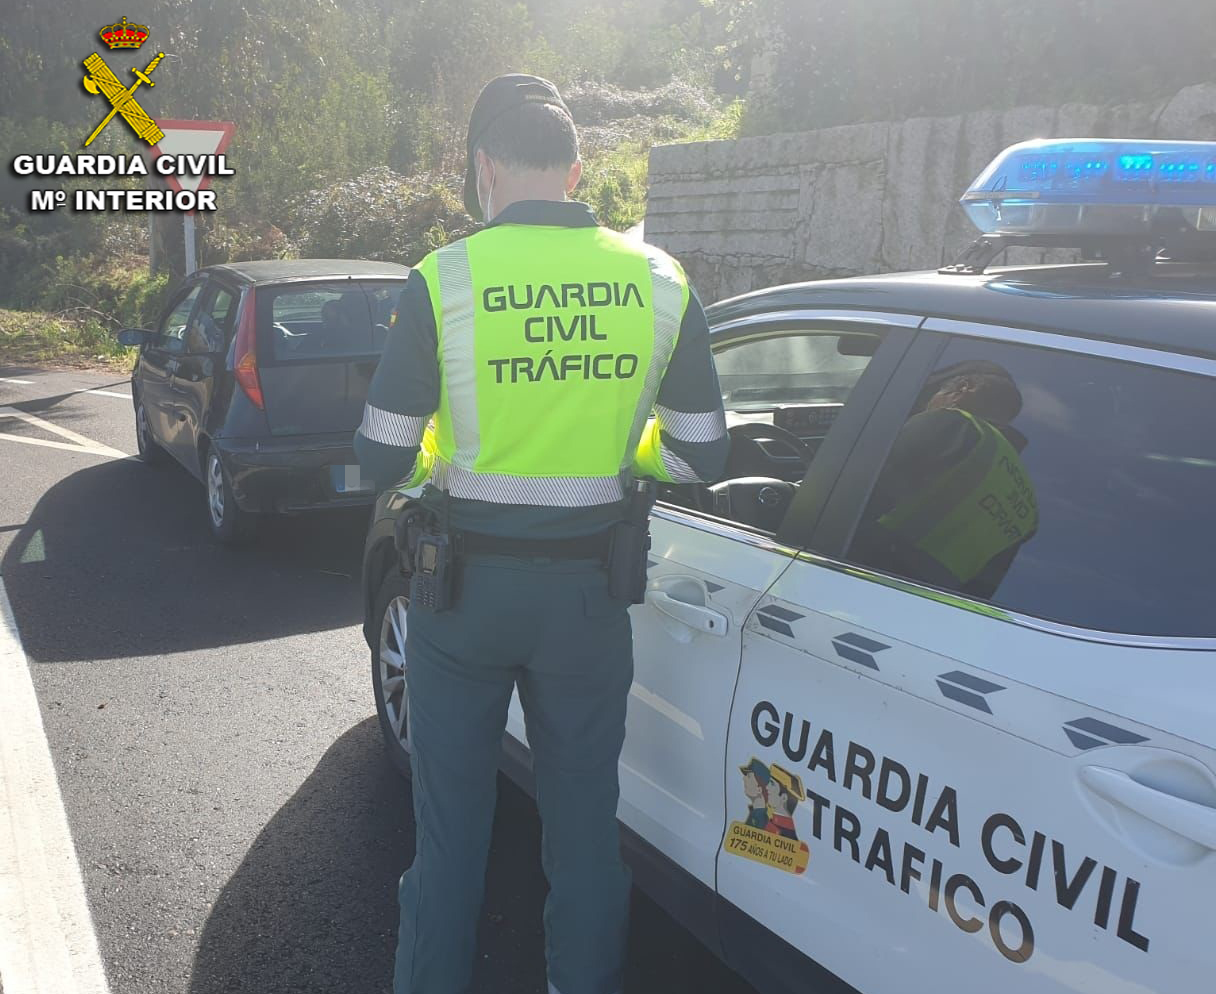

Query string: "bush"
[[291, 167, 477, 264], [32, 252, 170, 332]]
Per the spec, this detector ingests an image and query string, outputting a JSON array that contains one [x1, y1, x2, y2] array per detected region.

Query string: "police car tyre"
[[372, 567, 412, 777], [204, 446, 255, 545], [134, 398, 166, 465]]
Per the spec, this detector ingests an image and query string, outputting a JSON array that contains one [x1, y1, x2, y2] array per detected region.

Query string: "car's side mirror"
[[117, 328, 154, 347]]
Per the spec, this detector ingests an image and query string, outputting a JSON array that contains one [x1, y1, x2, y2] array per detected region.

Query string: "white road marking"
[[0, 408, 127, 460], [83, 391, 131, 401], [0, 435, 125, 457], [0, 379, 35, 386], [0, 578, 112, 994]]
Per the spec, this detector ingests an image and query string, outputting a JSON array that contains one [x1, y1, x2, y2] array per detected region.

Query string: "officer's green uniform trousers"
[[394, 553, 633, 994]]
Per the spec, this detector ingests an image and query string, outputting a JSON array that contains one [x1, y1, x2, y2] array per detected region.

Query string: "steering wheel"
[[706, 477, 796, 532], [725, 422, 811, 482]]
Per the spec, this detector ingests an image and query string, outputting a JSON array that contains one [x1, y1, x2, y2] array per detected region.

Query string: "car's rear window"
[[262, 282, 403, 361], [846, 337, 1216, 638]]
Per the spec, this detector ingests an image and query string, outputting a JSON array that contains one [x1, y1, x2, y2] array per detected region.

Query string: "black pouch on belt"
[[607, 477, 657, 604], [393, 499, 432, 575]]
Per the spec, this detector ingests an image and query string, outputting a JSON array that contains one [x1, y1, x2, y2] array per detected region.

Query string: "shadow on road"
[[2, 456, 370, 663], [189, 719, 757, 994]]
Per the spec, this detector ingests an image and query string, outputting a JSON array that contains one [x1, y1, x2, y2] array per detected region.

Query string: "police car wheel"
[[372, 567, 412, 777], [204, 447, 255, 545], [134, 398, 166, 465]]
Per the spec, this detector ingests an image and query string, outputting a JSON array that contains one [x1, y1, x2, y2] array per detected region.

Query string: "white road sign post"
[[150, 119, 236, 275]]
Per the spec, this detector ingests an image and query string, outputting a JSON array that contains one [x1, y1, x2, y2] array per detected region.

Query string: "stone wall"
[[644, 85, 1216, 303]]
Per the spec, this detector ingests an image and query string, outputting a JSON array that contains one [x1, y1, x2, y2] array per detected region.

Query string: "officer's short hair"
[[477, 102, 579, 171]]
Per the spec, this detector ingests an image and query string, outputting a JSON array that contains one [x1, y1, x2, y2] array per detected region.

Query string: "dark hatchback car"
[[119, 259, 409, 542]]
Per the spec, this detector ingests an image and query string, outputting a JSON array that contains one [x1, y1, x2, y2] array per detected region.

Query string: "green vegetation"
[[2, 0, 1213, 364], [0, 253, 167, 367], [0, 0, 752, 363], [581, 99, 745, 230], [0, 306, 130, 370], [739, 0, 1216, 136]]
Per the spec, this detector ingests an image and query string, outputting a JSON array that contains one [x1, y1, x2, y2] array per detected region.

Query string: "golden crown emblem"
[[99, 16, 148, 50]]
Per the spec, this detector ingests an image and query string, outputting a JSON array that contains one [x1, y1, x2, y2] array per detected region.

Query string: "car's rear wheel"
[[372, 567, 411, 777], [204, 447, 256, 545], [134, 398, 166, 465]]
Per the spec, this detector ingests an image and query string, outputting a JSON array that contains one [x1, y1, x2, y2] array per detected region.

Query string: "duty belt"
[[459, 530, 612, 561]]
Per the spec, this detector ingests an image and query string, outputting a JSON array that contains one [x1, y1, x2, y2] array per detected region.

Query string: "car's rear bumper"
[[214, 433, 377, 513]]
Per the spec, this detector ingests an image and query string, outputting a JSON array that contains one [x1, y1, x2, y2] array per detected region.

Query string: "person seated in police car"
[[852, 360, 1039, 600]]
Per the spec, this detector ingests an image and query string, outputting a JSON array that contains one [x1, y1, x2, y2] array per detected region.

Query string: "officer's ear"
[[565, 158, 582, 196]]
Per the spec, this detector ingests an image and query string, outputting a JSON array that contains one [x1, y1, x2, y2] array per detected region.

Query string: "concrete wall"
[[645, 84, 1216, 303]]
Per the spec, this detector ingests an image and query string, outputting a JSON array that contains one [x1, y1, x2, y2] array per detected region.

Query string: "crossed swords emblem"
[[82, 51, 166, 146]]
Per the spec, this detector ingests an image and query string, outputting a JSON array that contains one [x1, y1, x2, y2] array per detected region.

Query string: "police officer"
[[354, 74, 729, 994], [853, 360, 1039, 597]]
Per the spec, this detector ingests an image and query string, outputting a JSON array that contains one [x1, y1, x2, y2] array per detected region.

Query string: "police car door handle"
[[644, 589, 729, 638], [1079, 765, 1216, 850]]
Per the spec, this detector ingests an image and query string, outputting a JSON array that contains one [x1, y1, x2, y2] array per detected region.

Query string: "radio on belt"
[[411, 532, 455, 612]]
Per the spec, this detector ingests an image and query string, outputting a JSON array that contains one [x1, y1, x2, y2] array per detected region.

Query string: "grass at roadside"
[[0, 251, 166, 371], [0, 308, 135, 370]]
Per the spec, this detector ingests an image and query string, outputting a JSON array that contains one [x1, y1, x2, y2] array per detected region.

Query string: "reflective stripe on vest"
[[877, 409, 1039, 583], [415, 224, 689, 506]]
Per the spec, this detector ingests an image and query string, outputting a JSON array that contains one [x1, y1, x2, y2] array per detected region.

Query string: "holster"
[[606, 520, 652, 603], [606, 478, 658, 604], [392, 499, 432, 575]]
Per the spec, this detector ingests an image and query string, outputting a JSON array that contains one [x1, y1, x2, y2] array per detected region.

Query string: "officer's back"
[[354, 74, 728, 994]]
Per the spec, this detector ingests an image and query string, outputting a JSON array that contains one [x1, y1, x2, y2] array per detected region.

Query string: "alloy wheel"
[[378, 594, 410, 753], [136, 403, 150, 454], [207, 453, 225, 528]]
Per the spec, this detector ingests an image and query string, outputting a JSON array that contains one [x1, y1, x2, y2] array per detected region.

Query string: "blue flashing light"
[[961, 139, 1216, 236]]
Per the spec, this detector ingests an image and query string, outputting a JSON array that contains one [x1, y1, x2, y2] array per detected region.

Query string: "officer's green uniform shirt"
[[354, 200, 729, 537]]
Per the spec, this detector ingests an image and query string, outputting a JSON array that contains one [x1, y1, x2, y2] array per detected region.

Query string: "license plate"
[[332, 465, 373, 494]]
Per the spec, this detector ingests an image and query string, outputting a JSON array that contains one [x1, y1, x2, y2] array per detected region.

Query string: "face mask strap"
[[476, 155, 495, 222]]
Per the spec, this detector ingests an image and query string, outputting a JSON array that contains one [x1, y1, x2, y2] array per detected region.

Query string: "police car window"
[[846, 338, 1216, 638], [715, 332, 872, 410], [159, 284, 202, 354], [660, 330, 877, 534], [267, 285, 378, 361]]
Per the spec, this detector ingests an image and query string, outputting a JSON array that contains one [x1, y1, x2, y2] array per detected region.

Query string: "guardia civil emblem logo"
[[82, 16, 165, 147]]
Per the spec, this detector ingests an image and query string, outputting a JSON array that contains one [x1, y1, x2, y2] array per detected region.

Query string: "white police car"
[[362, 140, 1216, 994]]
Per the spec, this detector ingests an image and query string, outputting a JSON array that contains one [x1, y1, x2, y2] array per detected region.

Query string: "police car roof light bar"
[[961, 139, 1216, 237], [945, 139, 1216, 274]]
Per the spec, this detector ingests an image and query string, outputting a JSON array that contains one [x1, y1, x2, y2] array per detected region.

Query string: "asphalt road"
[[0, 364, 758, 994]]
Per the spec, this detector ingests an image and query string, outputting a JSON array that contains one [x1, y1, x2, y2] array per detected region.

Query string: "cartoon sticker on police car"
[[724, 757, 810, 874], [739, 757, 772, 829], [764, 763, 805, 840]]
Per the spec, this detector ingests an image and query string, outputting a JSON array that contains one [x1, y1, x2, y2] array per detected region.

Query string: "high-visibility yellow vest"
[[877, 409, 1038, 584], [404, 223, 691, 505]]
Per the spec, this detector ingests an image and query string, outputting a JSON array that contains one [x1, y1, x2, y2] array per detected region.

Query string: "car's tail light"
[[232, 289, 264, 410]]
